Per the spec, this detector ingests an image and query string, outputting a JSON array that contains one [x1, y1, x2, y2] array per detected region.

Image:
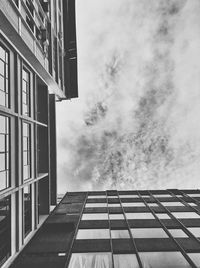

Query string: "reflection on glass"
[[0, 196, 11, 265], [147, 203, 158, 207], [120, 195, 138, 198], [22, 68, 30, 116], [172, 212, 200, 219], [156, 213, 171, 219], [188, 253, 200, 266], [85, 203, 107, 208], [109, 214, 124, 220], [131, 228, 168, 238], [68, 253, 112, 268], [153, 194, 172, 197], [168, 229, 188, 238], [24, 185, 32, 237], [187, 202, 197, 206], [188, 227, 200, 237], [139, 252, 190, 267], [76, 229, 110, 239], [82, 213, 108, 220], [126, 213, 154, 219], [111, 230, 130, 239], [114, 254, 139, 268], [108, 203, 120, 207], [22, 122, 31, 181], [87, 196, 106, 199], [123, 202, 145, 207], [161, 202, 184, 206]]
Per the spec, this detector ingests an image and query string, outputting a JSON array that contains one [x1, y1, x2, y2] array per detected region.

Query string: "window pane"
[[188, 253, 200, 266], [22, 122, 31, 181], [68, 253, 112, 268], [87, 195, 106, 199], [131, 228, 168, 238], [76, 229, 110, 239], [113, 254, 139, 268], [153, 194, 172, 198], [123, 202, 145, 207], [172, 212, 200, 219], [168, 229, 188, 238], [156, 213, 171, 219], [147, 203, 158, 207], [109, 214, 124, 220], [0, 196, 11, 265], [85, 203, 107, 208], [82, 213, 108, 220], [126, 213, 154, 219], [161, 202, 184, 206], [111, 230, 130, 239], [22, 68, 30, 116], [139, 252, 190, 267], [108, 203, 120, 207], [188, 194, 200, 197], [188, 202, 197, 206], [0, 154, 5, 171], [120, 195, 138, 198], [24, 185, 32, 237], [187, 227, 200, 237]]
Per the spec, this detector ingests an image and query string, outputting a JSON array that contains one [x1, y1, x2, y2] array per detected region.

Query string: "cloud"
[[57, 0, 200, 193]]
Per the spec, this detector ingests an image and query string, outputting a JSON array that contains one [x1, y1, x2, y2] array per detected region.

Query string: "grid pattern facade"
[[11, 189, 200, 268]]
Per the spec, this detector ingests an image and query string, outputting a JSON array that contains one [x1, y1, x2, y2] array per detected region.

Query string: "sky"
[[56, 0, 200, 194]]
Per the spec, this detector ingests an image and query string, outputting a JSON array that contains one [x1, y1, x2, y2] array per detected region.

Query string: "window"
[[87, 195, 106, 199], [188, 253, 200, 266], [113, 254, 139, 268], [0, 115, 10, 191], [119, 195, 138, 198], [109, 214, 124, 220], [187, 227, 200, 237], [156, 213, 171, 219], [153, 194, 172, 198], [168, 229, 188, 238], [76, 229, 110, 239], [188, 194, 200, 197], [0, 196, 11, 266], [172, 212, 200, 219], [111, 230, 130, 239], [187, 202, 197, 206], [147, 203, 159, 207], [22, 122, 31, 180], [22, 68, 30, 116], [85, 203, 107, 208], [0, 45, 9, 107], [131, 228, 168, 238], [126, 213, 155, 219], [68, 253, 112, 268], [108, 203, 120, 207], [122, 202, 145, 207], [139, 252, 190, 267], [81, 213, 108, 220], [161, 202, 184, 206], [24, 185, 32, 237]]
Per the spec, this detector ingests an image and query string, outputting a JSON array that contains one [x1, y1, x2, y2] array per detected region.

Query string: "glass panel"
[[108, 203, 120, 207], [161, 202, 184, 206], [113, 254, 139, 268], [156, 213, 171, 219], [0, 171, 6, 189], [153, 194, 172, 198], [168, 229, 188, 238], [122, 202, 145, 207], [188, 253, 200, 266], [22, 122, 31, 181], [68, 253, 112, 268], [0, 196, 11, 265], [24, 185, 32, 237], [139, 252, 190, 267], [85, 203, 107, 208], [126, 213, 155, 219], [172, 212, 200, 219], [188, 194, 200, 197], [131, 228, 168, 238], [0, 154, 5, 171], [111, 230, 130, 239], [187, 227, 200, 237], [109, 214, 124, 220], [22, 68, 30, 116], [87, 195, 106, 199], [0, 116, 5, 133], [120, 195, 138, 198], [76, 229, 110, 239], [82, 213, 108, 220], [147, 203, 158, 207], [188, 202, 197, 206]]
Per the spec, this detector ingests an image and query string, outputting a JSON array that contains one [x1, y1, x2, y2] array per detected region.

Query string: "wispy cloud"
[[57, 0, 200, 193]]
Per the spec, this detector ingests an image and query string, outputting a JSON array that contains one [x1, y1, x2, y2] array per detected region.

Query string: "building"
[[10, 189, 200, 267], [0, 0, 77, 267]]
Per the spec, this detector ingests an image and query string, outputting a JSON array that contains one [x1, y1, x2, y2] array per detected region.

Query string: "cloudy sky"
[[56, 0, 200, 194]]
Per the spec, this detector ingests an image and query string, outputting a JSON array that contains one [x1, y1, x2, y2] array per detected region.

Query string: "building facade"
[[11, 189, 200, 267], [0, 0, 77, 267]]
